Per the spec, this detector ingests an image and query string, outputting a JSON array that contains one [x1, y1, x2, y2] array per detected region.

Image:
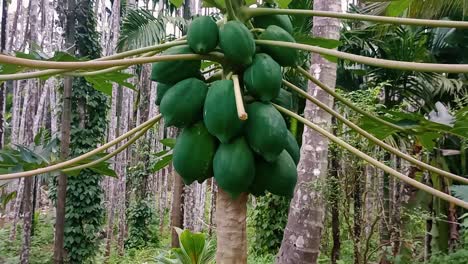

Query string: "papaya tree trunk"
[[170, 170, 184, 248], [215, 189, 247, 264]]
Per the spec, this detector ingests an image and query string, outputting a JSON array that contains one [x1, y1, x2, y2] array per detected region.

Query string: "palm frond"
[[360, 0, 467, 19], [117, 9, 186, 51]]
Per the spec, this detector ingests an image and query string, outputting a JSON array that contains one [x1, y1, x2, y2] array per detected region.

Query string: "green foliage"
[[118, 9, 186, 51], [125, 200, 159, 250], [250, 193, 290, 255], [156, 228, 216, 264], [0, 213, 54, 264], [50, 2, 109, 263]]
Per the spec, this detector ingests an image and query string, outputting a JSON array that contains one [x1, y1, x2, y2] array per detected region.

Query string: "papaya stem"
[[254, 40, 468, 73], [0, 40, 187, 81], [295, 67, 404, 131], [0, 52, 224, 71], [241, 7, 468, 29], [63, 122, 154, 173], [250, 28, 265, 33], [282, 79, 468, 185], [273, 104, 468, 210], [0, 115, 162, 180], [232, 75, 248, 120]]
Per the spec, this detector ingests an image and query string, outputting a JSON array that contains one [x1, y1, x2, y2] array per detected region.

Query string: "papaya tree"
[[1, 1, 468, 264]]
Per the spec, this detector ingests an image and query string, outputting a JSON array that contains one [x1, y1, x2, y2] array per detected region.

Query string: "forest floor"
[[0, 212, 276, 264]]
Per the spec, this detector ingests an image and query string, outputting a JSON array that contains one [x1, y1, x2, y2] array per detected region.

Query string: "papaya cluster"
[[151, 11, 300, 199]]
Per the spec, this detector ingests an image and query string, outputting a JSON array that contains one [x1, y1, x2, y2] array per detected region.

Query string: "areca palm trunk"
[[277, 0, 342, 263]]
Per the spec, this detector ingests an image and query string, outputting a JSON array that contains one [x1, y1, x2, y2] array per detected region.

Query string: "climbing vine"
[[251, 193, 290, 255], [64, 1, 108, 262]]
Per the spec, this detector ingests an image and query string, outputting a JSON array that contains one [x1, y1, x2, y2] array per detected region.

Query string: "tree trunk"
[[380, 153, 391, 264], [215, 189, 247, 264], [183, 183, 196, 231], [277, 1, 341, 263], [53, 0, 75, 262], [8, 0, 23, 51], [329, 119, 341, 264], [0, 0, 8, 148], [170, 171, 184, 247]]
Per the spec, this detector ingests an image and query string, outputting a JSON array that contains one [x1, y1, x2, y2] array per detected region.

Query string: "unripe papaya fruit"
[[203, 80, 245, 143], [256, 150, 298, 197], [259, 25, 298, 66], [156, 83, 171, 106], [253, 14, 293, 34], [160, 78, 208, 128], [213, 137, 255, 198], [173, 122, 217, 185], [245, 102, 288, 162], [272, 88, 293, 111], [285, 131, 300, 165], [187, 16, 219, 54], [219, 21, 256, 66], [243, 53, 282, 102], [151, 45, 201, 84]]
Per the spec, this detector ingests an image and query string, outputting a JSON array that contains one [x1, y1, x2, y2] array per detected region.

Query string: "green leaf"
[[277, 0, 292, 8], [151, 154, 173, 172], [177, 228, 206, 263], [160, 138, 176, 148], [85, 71, 135, 96], [417, 132, 440, 150], [451, 185, 468, 202], [294, 34, 342, 49], [245, 0, 257, 6], [386, 0, 411, 17], [169, 0, 184, 7], [202, 0, 225, 9]]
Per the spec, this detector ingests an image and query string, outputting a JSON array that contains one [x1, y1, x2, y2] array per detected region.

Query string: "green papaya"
[[219, 21, 256, 66], [256, 150, 298, 197], [259, 25, 298, 66], [285, 131, 300, 165], [156, 83, 172, 106], [245, 102, 288, 162], [272, 88, 293, 111], [187, 16, 219, 54], [203, 80, 245, 143], [213, 137, 255, 198], [151, 45, 201, 84], [253, 14, 293, 34], [173, 122, 217, 185], [243, 53, 282, 102], [160, 78, 208, 128]]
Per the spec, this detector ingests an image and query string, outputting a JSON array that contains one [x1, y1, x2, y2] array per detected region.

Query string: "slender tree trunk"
[[0, 0, 8, 148], [183, 183, 196, 231], [8, 0, 23, 51], [330, 119, 341, 264], [208, 179, 216, 236], [170, 171, 184, 247], [215, 189, 248, 263], [380, 153, 391, 264], [277, 1, 341, 263], [53, 0, 75, 262]]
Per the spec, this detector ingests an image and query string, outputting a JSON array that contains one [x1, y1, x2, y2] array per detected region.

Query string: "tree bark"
[[53, 0, 75, 262], [215, 189, 248, 264], [170, 171, 185, 247], [0, 0, 8, 148], [8, 0, 23, 51], [277, 1, 341, 263]]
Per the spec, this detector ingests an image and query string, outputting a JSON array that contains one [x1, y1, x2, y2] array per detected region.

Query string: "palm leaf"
[[117, 9, 186, 51], [360, 0, 467, 19]]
